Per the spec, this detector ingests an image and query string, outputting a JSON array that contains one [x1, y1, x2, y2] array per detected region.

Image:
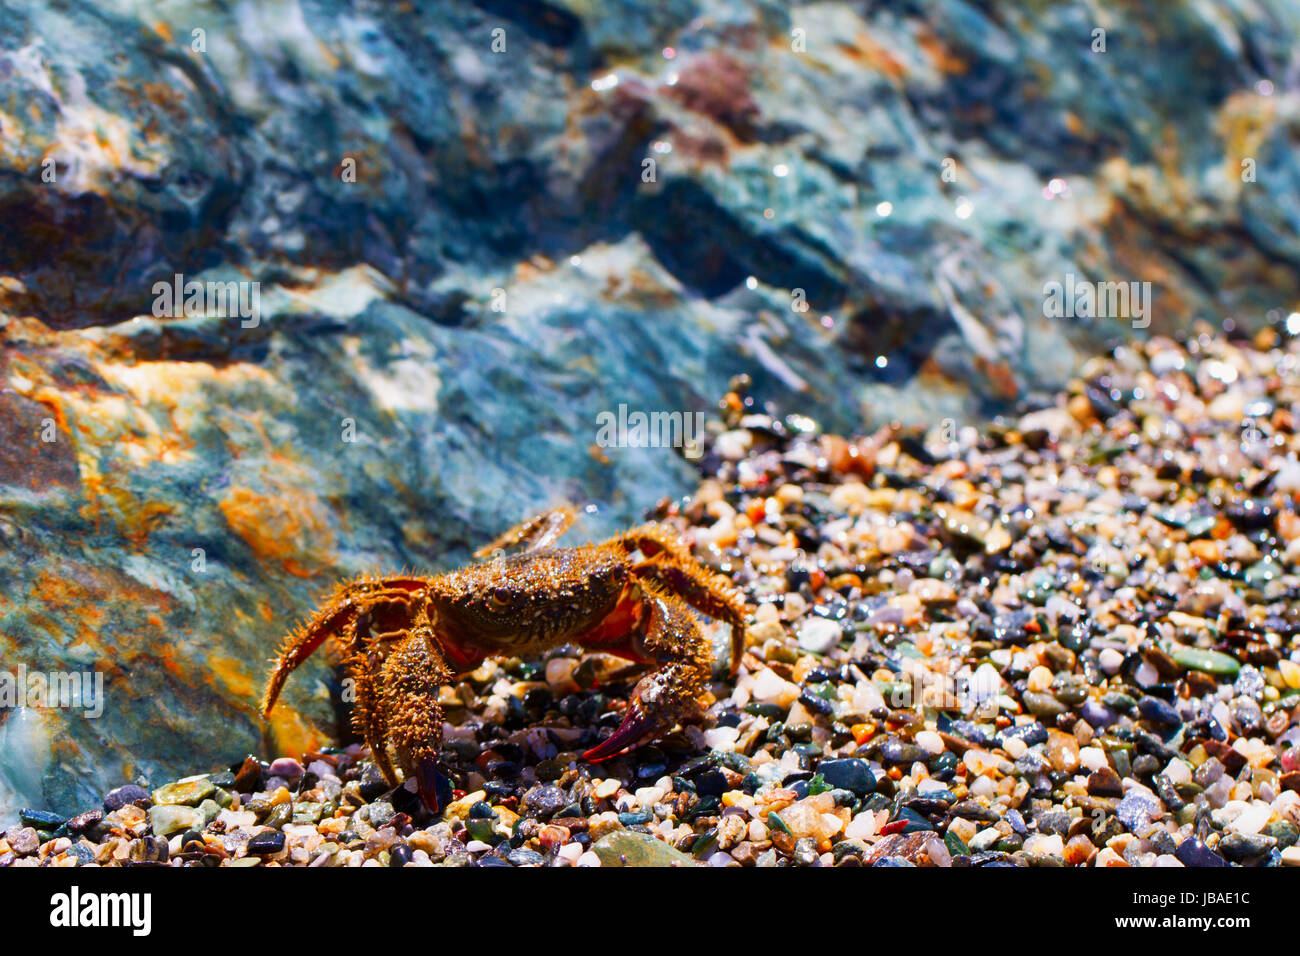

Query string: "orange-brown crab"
[[261, 507, 748, 812]]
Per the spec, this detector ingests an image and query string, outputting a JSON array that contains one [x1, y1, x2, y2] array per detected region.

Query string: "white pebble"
[[715, 429, 753, 461], [1023, 833, 1064, 857], [557, 843, 584, 864], [1229, 804, 1271, 835], [797, 617, 843, 655], [1164, 758, 1193, 785], [915, 730, 944, 754], [1099, 648, 1124, 675], [1079, 747, 1108, 772], [704, 726, 740, 751], [576, 851, 602, 867], [1026, 666, 1053, 693], [844, 811, 878, 840]]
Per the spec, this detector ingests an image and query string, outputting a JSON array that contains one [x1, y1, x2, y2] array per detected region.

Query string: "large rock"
[[2, 0, 1299, 816]]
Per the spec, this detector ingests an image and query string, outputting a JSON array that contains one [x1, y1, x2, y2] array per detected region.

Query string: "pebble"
[[246, 830, 287, 855], [103, 784, 151, 812], [797, 618, 842, 655], [151, 779, 215, 807], [815, 759, 875, 795]]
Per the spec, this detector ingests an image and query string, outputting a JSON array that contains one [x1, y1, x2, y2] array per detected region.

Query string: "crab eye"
[[490, 587, 511, 607]]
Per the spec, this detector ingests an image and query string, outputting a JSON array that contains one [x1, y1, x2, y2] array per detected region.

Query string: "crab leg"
[[474, 505, 576, 559], [621, 525, 748, 674], [583, 587, 711, 762], [260, 576, 428, 717], [379, 628, 452, 813], [347, 641, 397, 786]]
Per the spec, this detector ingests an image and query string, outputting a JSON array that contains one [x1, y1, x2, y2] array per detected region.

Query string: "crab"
[[260, 507, 748, 813]]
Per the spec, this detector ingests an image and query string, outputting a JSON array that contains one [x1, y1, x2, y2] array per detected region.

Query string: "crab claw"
[[583, 699, 656, 762], [415, 757, 447, 814], [583, 666, 705, 762]]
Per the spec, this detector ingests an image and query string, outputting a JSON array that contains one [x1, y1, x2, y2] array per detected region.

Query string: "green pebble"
[[195, 799, 221, 826], [151, 779, 215, 807], [263, 804, 292, 829], [1170, 646, 1240, 676], [149, 805, 200, 836], [465, 818, 497, 844], [691, 830, 719, 857], [1023, 691, 1066, 719], [592, 830, 700, 867], [292, 803, 325, 825], [1266, 821, 1298, 849], [767, 812, 793, 836], [1244, 560, 1282, 589], [944, 829, 970, 858]]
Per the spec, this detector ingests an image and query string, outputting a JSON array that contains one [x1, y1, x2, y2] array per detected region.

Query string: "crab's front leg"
[[583, 586, 711, 761], [378, 628, 456, 813]]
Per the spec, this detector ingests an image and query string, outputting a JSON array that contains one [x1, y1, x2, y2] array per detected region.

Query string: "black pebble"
[[104, 785, 151, 812], [247, 831, 286, 855]]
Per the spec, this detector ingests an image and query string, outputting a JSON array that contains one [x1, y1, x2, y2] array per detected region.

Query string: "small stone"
[[1169, 646, 1240, 677], [1137, 696, 1181, 729], [815, 759, 875, 796], [591, 831, 698, 867], [1217, 832, 1275, 864], [232, 755, 264, 792], [914, 731, 944, 755], [797, 618, 842, 655], [1115, 790, 1163, 833], [1099, 649, 1125, 675], [521, 785, 569, 819], [19, 809, 66, 830], [247, 830, 287, 855], [1026, 666, 1053, 693], [267, 758, 304, 783], [1080, 700, 1118, 729], [507, 848, 545, 867], [368, 801, 396, 829], [1087, 768, 1123, 798], [67, 810, 103, 834], [148, 805, 200, 837], [151, 778, 215, 807], [1229, 804, 1271, 835], [1279, 660, 1300, 690], [1022, 691, 1066, 720], [1173, 836, 1228, 867], [103, 784, 151, 812], [7, 827, 39, 855], [882, 738, 931, 765]]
